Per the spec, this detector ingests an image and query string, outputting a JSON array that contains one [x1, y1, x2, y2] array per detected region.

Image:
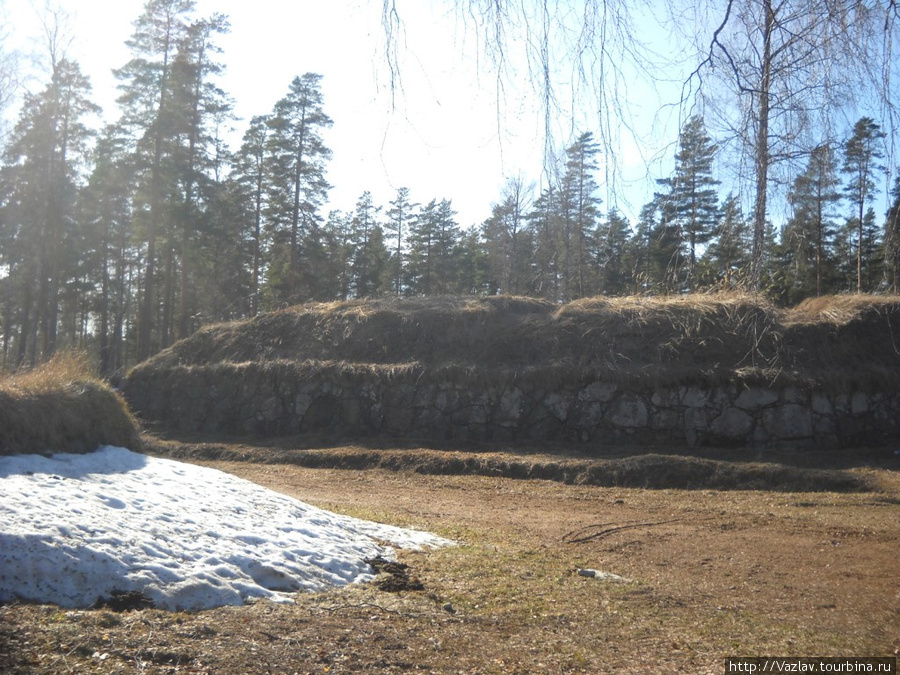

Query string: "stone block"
[[608, 393, 649, 428], [710, 407, 754, 439], [683, 407, 708, 431], [762, 404, 812, 439], [495, 387, 524, 427], [260, 396, 282, 423], [294, 392, 312, 417], [651, 388, 679, 406], [781, 386, 804, 403], [811, 394, 833, 415], [543, 392, 572, 421], [680, 386, 709, 408], [735, 387, 778, 410], [577, 382, 617, 403], [651, 408, 680, 430]]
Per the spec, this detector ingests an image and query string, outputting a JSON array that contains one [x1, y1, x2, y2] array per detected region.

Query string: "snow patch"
[[0, 447, 452, 611]]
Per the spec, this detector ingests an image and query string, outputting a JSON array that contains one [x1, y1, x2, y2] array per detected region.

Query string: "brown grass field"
[[1, 436, 898, 674]]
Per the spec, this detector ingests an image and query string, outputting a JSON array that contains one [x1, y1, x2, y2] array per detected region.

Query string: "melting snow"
[[0, 447, 452, 611]]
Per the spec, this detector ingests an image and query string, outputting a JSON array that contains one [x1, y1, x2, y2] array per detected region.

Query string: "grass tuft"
[[0, 352, 141, 456]]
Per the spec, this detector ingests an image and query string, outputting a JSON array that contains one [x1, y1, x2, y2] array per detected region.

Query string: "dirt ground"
[[1, 445, 899, 674]]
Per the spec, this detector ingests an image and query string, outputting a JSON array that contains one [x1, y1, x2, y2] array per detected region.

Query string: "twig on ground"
[[562, 519, 681, 544], [313, 602, 431, 619]]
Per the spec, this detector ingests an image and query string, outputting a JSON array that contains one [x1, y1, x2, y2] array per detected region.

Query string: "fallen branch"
[[562, 519, 681, 544]]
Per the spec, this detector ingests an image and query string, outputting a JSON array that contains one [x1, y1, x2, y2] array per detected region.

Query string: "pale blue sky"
[[6, 0, 678, 228]]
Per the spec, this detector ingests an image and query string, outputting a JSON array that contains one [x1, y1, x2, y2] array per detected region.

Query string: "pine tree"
[[842, 117, 886, 293], [265, 73, 332, 305], [655, 116, 720, 290], [481, 178, 532, 295], [198, 172, 252, 322], [884, 177, 900, 292], [349, 191, 386, 298], [168, 13, 231, 339], [231, 115, 270, 316], [115, 0, 196, 359], [385, 187, 416, 296], [80, 125, 139, 375], [1, 58, 98, 364]]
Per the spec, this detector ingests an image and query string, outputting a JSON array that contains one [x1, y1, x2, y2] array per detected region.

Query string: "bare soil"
[[2, 442, 899, 674]]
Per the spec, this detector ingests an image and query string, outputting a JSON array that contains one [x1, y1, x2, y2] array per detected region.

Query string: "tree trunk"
[[750, 0, 773, 293]]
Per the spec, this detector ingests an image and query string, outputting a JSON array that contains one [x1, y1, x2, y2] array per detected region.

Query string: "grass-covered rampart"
[[123, 293, 900, 448], [135, 293, 900, 390]]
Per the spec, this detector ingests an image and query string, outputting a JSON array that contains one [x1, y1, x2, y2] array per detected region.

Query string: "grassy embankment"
[[0, 353, 140, 456]]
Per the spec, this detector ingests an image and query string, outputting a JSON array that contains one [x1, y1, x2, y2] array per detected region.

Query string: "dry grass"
[[143, 435, 884, 493], [128, 293, 900, 393], [3, 451, 897, 674], [0, 353, 141, 456], [784, 293, 900, 325]]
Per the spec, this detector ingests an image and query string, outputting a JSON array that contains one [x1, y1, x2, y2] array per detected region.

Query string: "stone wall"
[[124, 362, 900, 449]]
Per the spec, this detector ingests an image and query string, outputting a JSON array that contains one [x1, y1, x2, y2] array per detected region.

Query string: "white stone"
[[609, 393, 649, 428], [577, 569, 632, 583]]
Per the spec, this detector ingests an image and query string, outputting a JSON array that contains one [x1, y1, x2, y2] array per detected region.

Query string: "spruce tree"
[[646, 195, 684, 294], [349, 191, 385, 298], [783, 144, 841, 298], [594, 209, 631, 295], [559, 131, 601, 299], [623, 201, 658, 294], [527, 186, 562, 300], [655, 116, 720, 290], [703, 194, 751, 290]]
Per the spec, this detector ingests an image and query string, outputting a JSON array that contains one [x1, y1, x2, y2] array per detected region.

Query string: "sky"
[[4, 0, 652, 228], [4, 1, 898, 235], [0, 446, 451, 610]]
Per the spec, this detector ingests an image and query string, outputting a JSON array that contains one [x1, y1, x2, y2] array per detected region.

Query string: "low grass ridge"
[[144, 436, 881, 493], [0, 354, 141, 456]]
